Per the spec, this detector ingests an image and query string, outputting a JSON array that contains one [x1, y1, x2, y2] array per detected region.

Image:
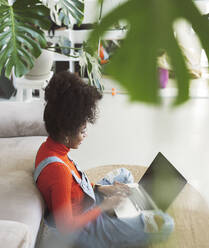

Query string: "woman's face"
[[67, 124, 87, 149]]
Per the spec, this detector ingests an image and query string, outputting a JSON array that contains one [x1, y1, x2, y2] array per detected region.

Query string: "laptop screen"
[[138, 152, 187, 211]]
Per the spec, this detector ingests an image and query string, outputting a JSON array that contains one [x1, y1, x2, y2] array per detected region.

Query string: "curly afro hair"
[[44, 71, 102, 141]]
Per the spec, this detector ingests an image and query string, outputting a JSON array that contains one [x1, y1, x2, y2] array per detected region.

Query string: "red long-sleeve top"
[[35, 137, 102, 233]]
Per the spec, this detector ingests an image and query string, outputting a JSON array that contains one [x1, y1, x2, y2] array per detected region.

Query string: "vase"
[[25, 49, 54, 80]]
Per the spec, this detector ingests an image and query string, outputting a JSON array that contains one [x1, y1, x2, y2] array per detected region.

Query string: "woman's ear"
[[64, 136, 70, 145]]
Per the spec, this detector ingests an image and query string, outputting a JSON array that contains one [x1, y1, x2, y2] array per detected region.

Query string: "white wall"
[[70, 87, 209, 205]]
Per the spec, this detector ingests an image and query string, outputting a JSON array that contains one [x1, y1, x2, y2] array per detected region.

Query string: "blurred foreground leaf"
[[89, 0, 209, 105]]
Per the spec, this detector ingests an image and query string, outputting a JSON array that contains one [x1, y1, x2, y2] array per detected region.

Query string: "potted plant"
[[0, 0, 103, 89]]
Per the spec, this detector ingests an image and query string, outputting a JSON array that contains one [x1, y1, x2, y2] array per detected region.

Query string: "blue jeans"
[[75, 168, 174, 248], [45, 168, 174, 248]]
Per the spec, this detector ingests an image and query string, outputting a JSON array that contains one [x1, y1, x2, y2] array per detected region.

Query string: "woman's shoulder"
[[42, 161, 72, 180], [35, 149, 71, 173], [35, 155, 73, 187]]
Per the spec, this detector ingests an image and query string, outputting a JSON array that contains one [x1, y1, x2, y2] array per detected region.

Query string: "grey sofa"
[[0, 101, 47, 248]]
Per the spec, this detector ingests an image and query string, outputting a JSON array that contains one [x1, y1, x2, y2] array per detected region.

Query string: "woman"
[[34, 71, 174, 248]]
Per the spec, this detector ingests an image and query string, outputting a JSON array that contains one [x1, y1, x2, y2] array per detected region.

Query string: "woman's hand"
[[97, 182, 131, 197], [99, 195, 124, 212]]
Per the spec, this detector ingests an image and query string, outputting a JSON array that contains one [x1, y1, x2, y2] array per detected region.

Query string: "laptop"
[[114, 152, 187, 218]]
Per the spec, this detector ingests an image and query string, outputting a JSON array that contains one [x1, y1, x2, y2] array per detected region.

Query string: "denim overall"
[[34, 154, 174, 248]]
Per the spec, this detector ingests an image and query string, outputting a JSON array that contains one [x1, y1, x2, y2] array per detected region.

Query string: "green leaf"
[[18, 24, 47, 48], [70, 0, 84, 11], [0, 0, 85, 78], [0, 44, 13, 74], [5, 56, 14, 77], [14, 57, 29, 78], [43, 0, 84, 27], [0, 21, 10, 33], [163, 29, 190, 105], [0, 31, 11, 45], [14, 12, 50, 30], [63, 0, 83, 21], [89, 0, 209, 104], [86, 56, 92, 73], [17, 35, 42, 57], [0, 0, 8, 6], [0, 0, 49, 78], [17, 46, 34, 68]]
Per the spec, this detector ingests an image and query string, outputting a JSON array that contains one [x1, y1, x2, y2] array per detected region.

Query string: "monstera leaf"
[[0, 0, 50, 77], [42, 0, 84, 26], [89, 0, 209, 104], [79, 46, 103, 91]]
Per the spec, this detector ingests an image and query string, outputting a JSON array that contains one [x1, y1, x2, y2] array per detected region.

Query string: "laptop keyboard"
[[129, 187, 154, 211]]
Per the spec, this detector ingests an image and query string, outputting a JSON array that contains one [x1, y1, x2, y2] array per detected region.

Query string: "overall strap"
[[67, 153, 96, 202], [33, 156, 68, 183], [34, 155, 96, 202]]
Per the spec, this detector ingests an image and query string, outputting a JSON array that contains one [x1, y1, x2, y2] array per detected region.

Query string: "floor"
[[1, 76, 209, 207]]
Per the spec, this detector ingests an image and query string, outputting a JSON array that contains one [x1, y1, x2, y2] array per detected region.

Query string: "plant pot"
[[25, 49, 54, 80]]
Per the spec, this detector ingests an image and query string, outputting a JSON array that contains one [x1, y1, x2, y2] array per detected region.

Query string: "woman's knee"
[[141, 210, 174, 243]]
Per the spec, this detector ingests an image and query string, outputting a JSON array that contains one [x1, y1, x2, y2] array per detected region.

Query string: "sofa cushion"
[[0, 136, 46, 248], [0, 170, 44, 248], [0, 136, 46, 173], [0, 101, 47, 137], [0, 220, 31, 248]]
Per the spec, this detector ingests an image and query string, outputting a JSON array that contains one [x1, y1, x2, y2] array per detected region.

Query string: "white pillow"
[[0, 220, 31, 248]]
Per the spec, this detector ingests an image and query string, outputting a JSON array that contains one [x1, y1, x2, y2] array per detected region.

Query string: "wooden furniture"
[[86, 164, 209, 248]]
